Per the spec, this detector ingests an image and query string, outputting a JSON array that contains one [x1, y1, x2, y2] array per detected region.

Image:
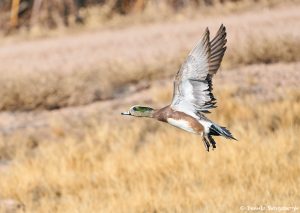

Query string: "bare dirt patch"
[[0, 5, 299, 111]]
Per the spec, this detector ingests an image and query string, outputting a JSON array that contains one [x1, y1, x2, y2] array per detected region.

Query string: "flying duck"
[[121, 24, 236, 151]]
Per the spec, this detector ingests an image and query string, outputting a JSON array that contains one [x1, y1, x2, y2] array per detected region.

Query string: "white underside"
[[198, 120, 212, 134], [167, 118, 196, 134], [167, 118, 212, 135]]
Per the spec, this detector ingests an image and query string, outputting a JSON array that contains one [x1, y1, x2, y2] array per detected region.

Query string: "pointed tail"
[[209, 124, 237, 140]]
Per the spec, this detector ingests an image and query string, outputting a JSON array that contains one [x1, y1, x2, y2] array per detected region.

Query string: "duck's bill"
[[121, 111, 131, 115]]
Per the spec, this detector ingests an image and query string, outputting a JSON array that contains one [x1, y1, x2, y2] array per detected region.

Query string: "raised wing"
[[171, 24, 227, 115]]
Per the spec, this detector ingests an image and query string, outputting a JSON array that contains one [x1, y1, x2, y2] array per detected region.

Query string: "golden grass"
[[0, 3, 299, 212], [226, 32, 300, 68], [0, 89, 299, 212]]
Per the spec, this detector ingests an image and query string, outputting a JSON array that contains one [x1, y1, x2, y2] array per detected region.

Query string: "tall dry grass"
[[0, 88, 299, 212], [0, 3, 299, 212]]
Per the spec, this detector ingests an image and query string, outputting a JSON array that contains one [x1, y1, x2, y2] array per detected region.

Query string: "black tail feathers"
[[209, 124, 237, 140], [202, 124, 237, 152]]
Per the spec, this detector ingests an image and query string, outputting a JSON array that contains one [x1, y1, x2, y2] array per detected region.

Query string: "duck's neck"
[[142, 109, 156, 118]]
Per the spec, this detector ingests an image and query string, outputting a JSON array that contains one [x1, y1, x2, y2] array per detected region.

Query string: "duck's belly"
[[166, 118, 198, 134]]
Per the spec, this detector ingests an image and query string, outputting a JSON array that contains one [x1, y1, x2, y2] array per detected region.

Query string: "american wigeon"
[[122, 24, 236, 151]]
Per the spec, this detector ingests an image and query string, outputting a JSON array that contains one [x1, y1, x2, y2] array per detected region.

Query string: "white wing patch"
[[167, 118, 196, 134], [171, 25, 227, 117]]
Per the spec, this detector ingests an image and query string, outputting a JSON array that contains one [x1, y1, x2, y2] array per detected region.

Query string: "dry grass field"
[[0, 2, 300, 213]]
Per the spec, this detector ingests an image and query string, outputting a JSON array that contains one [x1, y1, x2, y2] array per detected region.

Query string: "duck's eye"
[[133, 107, 137, 111]]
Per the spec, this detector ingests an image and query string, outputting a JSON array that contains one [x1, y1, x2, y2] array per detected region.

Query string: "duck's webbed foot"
[[203, 135, 217, 152], [203, 136, 210, 152], [208, 135, 217, 150]]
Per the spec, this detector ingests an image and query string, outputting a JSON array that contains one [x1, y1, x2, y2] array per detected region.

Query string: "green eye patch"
[[134, 106, 153, 112]]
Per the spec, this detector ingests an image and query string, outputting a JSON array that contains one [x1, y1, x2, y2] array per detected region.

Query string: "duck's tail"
[[202, 123, 237, 152], [209, 124, 237, 140]]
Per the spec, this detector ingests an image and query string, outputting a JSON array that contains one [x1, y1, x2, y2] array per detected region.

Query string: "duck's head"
[[121, 105, 154, 117]]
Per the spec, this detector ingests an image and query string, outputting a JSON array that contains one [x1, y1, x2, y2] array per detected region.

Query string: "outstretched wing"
[[171, 24, 227, 115]]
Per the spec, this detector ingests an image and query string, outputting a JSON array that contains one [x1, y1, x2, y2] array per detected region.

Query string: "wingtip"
[[204, 27, 210, 37], [204, 27, 210, 36], [218, 24, 226, 34]]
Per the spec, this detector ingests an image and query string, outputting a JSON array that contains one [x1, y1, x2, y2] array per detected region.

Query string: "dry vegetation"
[[0, 88, 299, 212], [1, 0, 295, 33], [0, 4, 300, 111], [0, 1, 300, 213]]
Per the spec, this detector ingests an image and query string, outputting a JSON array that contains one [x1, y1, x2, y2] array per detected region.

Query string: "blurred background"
[[0, 0, 299, 212]]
